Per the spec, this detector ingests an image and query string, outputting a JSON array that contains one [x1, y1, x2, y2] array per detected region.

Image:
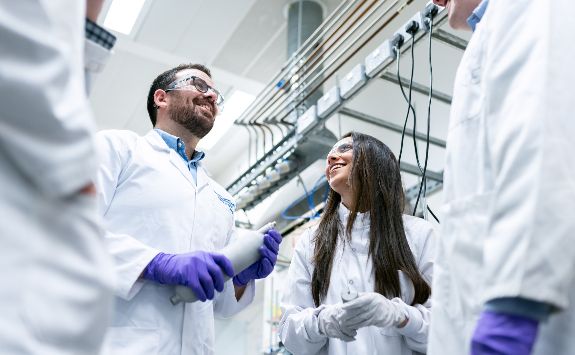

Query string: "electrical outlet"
[[424, 0, 444, 18], [340, 63, 367, 99], [296, 105, 317, 135], [317, 86, 341, 119], [394, 12, 422, 49], [406, 11, 425, 34], [365, 39, 395, 78]]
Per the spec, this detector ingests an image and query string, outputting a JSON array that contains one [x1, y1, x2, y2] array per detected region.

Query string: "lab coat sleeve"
[[214, 228, 256, 318], [481, 0, 575, 310], [396, 218, 435, 352], [95, 131, 160, 300], [84, 37, 111, 93], [279, 229, 329, 355], [0, 1, 96, 198]]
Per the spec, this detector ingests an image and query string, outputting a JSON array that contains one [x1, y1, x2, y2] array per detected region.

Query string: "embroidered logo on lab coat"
[[215, 192, 235, 214]]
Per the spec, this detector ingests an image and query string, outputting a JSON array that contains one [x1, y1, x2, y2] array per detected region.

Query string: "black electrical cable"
[[427, 205, 440, 223], [395, 40, 424, 174], [413, 15, 439, 223], [408, 34, 424, 174]]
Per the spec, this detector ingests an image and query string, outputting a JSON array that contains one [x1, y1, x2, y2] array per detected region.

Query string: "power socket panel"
[[340, 63, 367, 99], [365, 39, 395, 78], [317, 86, 341, 119]]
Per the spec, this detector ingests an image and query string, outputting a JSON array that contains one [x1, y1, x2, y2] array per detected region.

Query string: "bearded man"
[[95, 64, 282, 355]]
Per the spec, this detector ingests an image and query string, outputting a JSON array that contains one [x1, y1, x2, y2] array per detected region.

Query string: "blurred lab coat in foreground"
[[428, 0, 575, 354], [96, 130, 254, 355], [0, 1, 114, 354]]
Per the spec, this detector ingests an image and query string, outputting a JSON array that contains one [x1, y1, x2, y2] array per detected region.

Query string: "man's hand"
[[232, 229, 282, 286], [143, 251, 234, 302]]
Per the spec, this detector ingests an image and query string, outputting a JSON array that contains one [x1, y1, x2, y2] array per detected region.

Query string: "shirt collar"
[[154, 128, 205, 163], [337, 203, 370, 231], [467, 0, 489, 31]]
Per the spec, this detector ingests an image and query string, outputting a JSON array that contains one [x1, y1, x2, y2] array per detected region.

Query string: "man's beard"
[[168, 96, 215, 139]]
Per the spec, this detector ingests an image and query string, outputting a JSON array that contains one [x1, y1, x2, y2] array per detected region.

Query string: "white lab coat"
[[280, 205, 435, 355], [0, 1, 114, 354], [428, 0, 575, 354], [95, 130, 255, 355]]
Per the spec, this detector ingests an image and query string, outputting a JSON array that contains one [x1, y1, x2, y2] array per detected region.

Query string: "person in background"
[[279, 132, 435, 355], [95, 63, 282, 354], [0, 0, 116, 353], [428, 0, 575, 354]]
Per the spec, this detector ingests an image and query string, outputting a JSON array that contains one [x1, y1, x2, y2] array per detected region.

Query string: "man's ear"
[[154, 89, 169, 110]]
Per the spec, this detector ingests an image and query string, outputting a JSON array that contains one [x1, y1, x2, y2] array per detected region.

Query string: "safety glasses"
[[327, 142, 353, 157], [166, 75, 225, 108]]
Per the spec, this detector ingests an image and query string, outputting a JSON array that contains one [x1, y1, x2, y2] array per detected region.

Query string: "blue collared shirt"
[[155, 129, 205, 185], [467, 0, 489, 31]]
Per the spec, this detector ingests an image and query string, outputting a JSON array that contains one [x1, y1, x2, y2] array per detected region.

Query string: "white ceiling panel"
[[134, 0, 204, 52], [174, 0, 258, 64], [90, 50, 167, 131]]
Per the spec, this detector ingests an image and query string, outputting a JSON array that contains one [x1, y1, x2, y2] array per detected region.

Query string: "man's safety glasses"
[[166, 75, 224, 108]]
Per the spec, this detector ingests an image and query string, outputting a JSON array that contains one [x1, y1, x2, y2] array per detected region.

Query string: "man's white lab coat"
[[96, 130, 255, 355], [428, 0, 575, 353]]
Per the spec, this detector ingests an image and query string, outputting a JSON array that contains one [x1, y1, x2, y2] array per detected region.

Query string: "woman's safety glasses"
[[327, 142, 353, 158], [166, 75, 225, 109]]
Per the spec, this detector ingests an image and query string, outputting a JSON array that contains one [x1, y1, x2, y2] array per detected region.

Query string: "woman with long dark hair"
[[279, 132, 435, 354]]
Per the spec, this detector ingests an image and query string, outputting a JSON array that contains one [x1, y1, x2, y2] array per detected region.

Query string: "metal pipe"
[[241, 0, 372, 125], [431, 28, 468, 51], [379, 72, 452, 104], [400, 162, 443, 182], [237, 0, 363, 124], [339, 107, 446, 147]]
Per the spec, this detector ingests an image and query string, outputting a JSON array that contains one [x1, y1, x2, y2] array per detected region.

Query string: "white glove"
[[340, 292, 408, 330], [317, 304, 357, 342]]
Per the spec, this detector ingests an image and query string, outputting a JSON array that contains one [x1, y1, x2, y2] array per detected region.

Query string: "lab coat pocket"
[[101, 327, 160, 354]]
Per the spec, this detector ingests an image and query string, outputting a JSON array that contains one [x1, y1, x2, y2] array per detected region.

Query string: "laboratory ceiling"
[[90, 0, 471, 218]]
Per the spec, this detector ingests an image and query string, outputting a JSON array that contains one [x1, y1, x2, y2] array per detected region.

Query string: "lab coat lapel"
[[144, 130, 196, 188], [196, 164, 210, 193], [168, 150, 196, 187]]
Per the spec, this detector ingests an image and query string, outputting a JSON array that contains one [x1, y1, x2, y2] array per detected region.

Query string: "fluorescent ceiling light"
[[103, 0, 146, 35], [199, 90, 256, 151]]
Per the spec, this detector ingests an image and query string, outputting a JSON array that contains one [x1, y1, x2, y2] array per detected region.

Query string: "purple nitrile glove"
[[143, 251, 234, 302], [471, 310, 539, 355], [232, 229, 282, 287]]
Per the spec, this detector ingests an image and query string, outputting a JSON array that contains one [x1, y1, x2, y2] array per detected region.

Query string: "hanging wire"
[[395, 41, 423, 174], [413, 15, 440, 223]]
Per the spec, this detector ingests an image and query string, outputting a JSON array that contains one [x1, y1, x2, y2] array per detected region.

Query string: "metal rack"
[[227, 0, 468, 224]]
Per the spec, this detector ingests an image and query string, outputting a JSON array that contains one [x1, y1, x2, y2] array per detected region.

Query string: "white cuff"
[[395, 300, 423, 337]]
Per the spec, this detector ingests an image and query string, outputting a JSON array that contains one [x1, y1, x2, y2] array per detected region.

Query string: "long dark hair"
[[311, 132, 431, 306]]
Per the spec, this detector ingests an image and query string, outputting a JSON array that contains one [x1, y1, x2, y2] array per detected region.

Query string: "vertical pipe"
[[287, 1, 324, 117]]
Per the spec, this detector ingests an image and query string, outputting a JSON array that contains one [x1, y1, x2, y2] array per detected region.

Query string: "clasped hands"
[[317, 292, 408, 342], [143, 229, 282, 301]]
